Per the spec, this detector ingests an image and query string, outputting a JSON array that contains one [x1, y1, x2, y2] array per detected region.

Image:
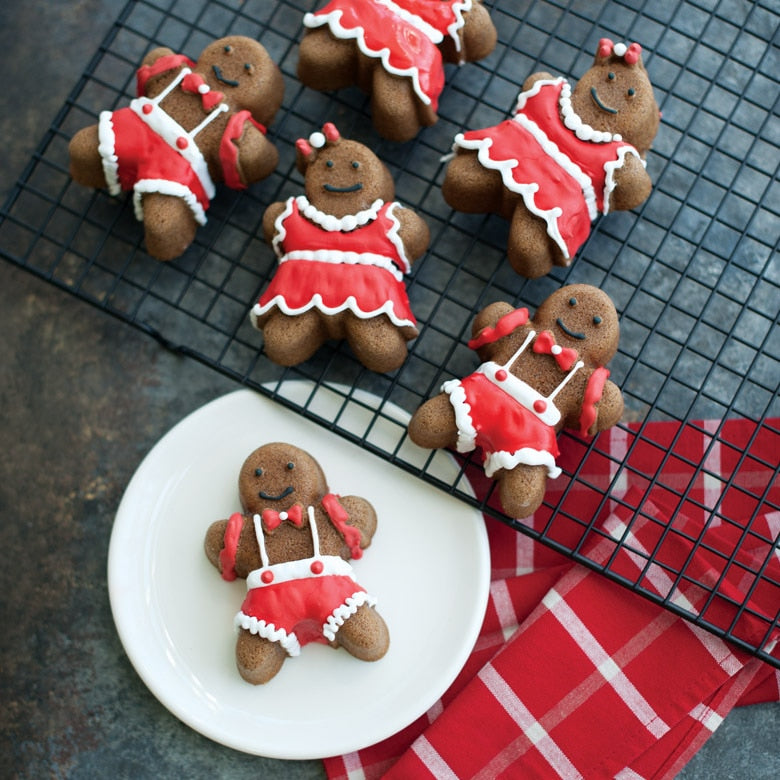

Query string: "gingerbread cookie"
[[408, 284, 624, 518], [204, 442, 389, 684], [69, 36, 284, 260], [251, 123, 430, 373], [442, 38, 660, 278], [297, 0, 497, 142]]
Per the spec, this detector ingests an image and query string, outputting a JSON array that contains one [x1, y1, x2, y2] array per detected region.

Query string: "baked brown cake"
[[442, 38, 660, 278], [251, 123, 430, 373], [408, 284, 624, 518], [204, 442, 389, 684], [297, 0, 497, 142], [69, 36, 283, 260]]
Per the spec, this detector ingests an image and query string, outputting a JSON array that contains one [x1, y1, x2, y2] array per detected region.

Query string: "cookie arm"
[[204, 514, 250, 580], [262, 201, 287, 245], [223, 117, 279, 188], [575, 369, 624, 436], [608, 153, 652, 211], [393, 206, 430, 267], [322, 494, 378, 557]]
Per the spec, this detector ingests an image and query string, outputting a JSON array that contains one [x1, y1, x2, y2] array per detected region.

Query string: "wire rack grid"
[[1, 0, 778, 666]]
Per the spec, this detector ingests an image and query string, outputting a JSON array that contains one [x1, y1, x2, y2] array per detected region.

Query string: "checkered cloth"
[[324, 418, 779, 779]]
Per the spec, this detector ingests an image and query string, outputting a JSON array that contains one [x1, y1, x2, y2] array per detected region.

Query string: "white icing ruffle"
[[557, 81, 622, 144], [323, 591, 378, 643], [280, 250, 405, 282], [234, 612, 302, 656], [132, 178, 208, 225], [296, 195, 383, 233], [484, 447, 561, 480], [97, 110, 121, 196], [442, 378, 478, 454]]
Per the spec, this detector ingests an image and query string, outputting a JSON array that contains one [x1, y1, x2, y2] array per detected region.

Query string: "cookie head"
[[238, 442, 328, 515], [570, 39, 659, 154], [196, 35, 283, 124], [296, 124, 395, 218], [533, 284, 620, 366]]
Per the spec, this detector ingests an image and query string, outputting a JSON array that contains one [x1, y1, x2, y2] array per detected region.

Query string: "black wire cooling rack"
[[1, 0, 778, 666]]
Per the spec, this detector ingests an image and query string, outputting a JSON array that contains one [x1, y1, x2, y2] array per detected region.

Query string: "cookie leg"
[[297, 28, 357, 91], [68, 125, 109, 189], [442, 151, 504, 214], [261, 309, 328, 366], [496, 463, 549, 518], [334, 604, 390, 662], [370, 69, 435, 143], [236, 628, 288, 685], [345, 315, 409, 373], [408, 392, 459, 450], [141, 192, 199, 260], [506, 203, 560, 279]]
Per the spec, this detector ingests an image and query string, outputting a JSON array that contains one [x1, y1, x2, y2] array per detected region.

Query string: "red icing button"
[[534, 399, 548, 414], [495, 369, 508, 381], [176, 136, 189, 149], [142, 103, 153, 114], [261, 570, 274, 584], [310, 560, 324, 575]]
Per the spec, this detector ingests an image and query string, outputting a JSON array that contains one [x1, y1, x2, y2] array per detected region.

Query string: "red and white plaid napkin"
[[324, 418, 779, 779]]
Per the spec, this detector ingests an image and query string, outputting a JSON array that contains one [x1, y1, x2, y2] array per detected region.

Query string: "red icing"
[[261, 504, 304, 531], [136, 52, 195, 96], [308, 0, 447, 110], [533, 330, 579, 371], [176, 136, 188, 149], [322, 493, 363, 560], [219, 110, 267, 190], [534, 399, 548, 414], [255, 199, 416, 328], [468, 307, 529, 350], [459, 80, 637, 259], [261, 570, 274, 584], [310, 560, 324, 575], [579, 366, 610, 436], [219, 512, 244, 581], [495, 369, 508, 382], [142, 103, 153, 115]]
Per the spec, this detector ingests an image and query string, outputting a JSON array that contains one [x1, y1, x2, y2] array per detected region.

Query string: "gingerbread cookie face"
[[297, 0, 497, 142], [204, 442, 389, 684], [408, 284, 624, 518], [68, 35, 283, 260], [442, 38, 660, 278], [250, 123, 430, 373]]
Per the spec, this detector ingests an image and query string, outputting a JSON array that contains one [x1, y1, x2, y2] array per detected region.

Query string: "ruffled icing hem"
[[323, 591, 377, 643], [234, 612, 302, 657]]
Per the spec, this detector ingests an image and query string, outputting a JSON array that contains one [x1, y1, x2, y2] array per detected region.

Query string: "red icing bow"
[[181, 71, 225, 111], [261, 504, 304, 530], [533, 330, 579, 371]]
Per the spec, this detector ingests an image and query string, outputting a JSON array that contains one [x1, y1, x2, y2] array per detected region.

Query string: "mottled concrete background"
[[0, 2, 776, 778]]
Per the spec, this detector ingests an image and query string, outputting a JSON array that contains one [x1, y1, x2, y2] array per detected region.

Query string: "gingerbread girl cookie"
[[69, 36, 284, 260], [204, 442, 389, 684], [442, 38, 660, 278], [408, 284, 624, 518], [298, 0, 497, 142], [251, 123, 430, 373]]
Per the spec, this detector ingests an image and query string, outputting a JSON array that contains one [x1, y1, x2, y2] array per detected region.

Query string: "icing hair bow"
[[181, 71, 225, 111], [533, 330, 579, 371], [261, 504, 304, 530]]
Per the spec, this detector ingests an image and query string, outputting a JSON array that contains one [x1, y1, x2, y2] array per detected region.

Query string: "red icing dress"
[[251, 196, 417, 333], [231, 502, 376, 656], [453, 77, 642, 260], [97, 55, 263, 226], [303, 0, 472, 111]]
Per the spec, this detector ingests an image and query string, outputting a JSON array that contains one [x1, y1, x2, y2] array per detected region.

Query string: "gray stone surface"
[[0, 1, 777, 778]]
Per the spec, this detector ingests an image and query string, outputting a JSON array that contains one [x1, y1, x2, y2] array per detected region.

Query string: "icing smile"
[[590, 87, 618, 114], [212, 65, 240, 87], [259, 486, 294, 501], [556, 318, 586, 340], [324, 182, 363, 193]]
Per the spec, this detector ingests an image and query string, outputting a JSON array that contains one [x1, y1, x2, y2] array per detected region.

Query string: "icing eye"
[[568, 297, 577, 306], [286, 462, 295, 471], [351, 161, 360, 169], [593, 315, 603, 325], [627, 87, 636, 96], [326, 160, 334, 168], [255, 467, 263, 477], [244, 63, 253, 72], [224, 45, 232, 53], [608, 71, 615, 80]]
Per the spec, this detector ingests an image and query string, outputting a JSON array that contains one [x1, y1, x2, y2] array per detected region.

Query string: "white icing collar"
[[296, 195, 384, 232], [559, 82, 622, 144]]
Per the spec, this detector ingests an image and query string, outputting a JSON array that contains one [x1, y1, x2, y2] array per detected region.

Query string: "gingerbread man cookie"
[[251, 123, 430, 373], [442, 38, 660, 278], [204, 442, 389, 684], [69, 36, 284, 260], [408, 284, 624, 518], [297, 0, 497, 142]]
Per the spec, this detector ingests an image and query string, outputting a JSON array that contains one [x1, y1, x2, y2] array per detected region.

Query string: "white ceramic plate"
[[108, 385, 490, 759]]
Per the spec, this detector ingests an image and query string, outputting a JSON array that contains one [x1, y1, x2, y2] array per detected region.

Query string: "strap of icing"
[[219, 110, 268, 190], [219, 512, 243, 581], [322, 493, 363, 560], [579, 366, 610, 436], [468, 307, 530, 350]]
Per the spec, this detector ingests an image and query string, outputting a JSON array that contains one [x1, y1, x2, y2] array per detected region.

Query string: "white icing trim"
[[442, 378, 478, 454], [383, 201, 412, 274], [132, 179, 208, 225], [97, 110, 121, 196], [251, 294, 417, 331], [234, 612, 302, 656], [271, 197, 296, 258], [484, 448, 561, 480], [322, 591, 378, 642], [279, 250, 405, 282], [446, 1, 472, 55], [558, 81, 622, 144], [297, 195, 384, 233], [303, 8, 433, 106], [602, 144, 642, 215], [479, 361, 562, 428], [246, 554, 355, 589], [548, 359, 584, 401], [376, 0, 444, 44]]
